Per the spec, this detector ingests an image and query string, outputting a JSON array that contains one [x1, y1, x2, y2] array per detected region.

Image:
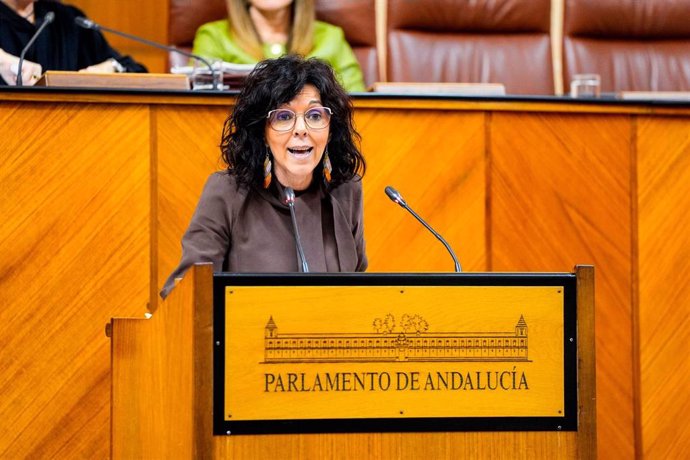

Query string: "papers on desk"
[[170, 62, 255, 76]]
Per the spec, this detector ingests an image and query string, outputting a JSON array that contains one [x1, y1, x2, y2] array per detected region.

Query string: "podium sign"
[[213, 273, 577, 435]]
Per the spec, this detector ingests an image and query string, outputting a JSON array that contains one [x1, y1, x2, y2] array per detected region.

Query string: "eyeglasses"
[[266, 107, 332, 132]]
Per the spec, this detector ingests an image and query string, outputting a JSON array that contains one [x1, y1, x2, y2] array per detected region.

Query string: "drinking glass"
[[192, 58, 223, 91], [570, 74, 601, 98]]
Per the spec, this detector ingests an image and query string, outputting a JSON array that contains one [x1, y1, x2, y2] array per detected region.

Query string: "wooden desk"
[[1, 89, 688, 459]]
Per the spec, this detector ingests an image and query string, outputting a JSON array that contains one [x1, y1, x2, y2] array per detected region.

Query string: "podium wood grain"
[[114, 266, 586, 459]]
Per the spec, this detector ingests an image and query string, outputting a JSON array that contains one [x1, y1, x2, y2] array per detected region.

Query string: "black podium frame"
[[213, 273, 578, 435]]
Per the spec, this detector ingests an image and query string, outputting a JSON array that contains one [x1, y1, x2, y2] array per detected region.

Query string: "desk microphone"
[[284, 187, 309, 273], [16, 11, 55, 86], [74, 16, 215, 85], [385, 185, 462, 272]]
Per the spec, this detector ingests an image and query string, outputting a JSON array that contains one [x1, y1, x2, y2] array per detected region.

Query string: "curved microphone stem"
[[17, 12, 55, 86], [385, 186, 462, 272], [74, 17, 216, 85], [402, 204, 462, 272], [284, 187, 309, 273]]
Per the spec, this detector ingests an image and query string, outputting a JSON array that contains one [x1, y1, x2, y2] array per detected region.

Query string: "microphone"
[[74, 16, 217, 87], [284, 187, 309, 273], [16, 11, 55, 86], [385, 185, 462, 272]]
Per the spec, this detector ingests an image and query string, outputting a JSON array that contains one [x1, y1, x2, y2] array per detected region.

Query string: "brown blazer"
[[161, 171, 367, 297]]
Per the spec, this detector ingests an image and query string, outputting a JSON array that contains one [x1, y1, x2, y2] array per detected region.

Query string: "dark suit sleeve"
[[351, 180, 368, 271]]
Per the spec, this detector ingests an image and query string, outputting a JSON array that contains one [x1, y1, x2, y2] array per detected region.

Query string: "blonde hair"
[[226, 0, 315, 60]]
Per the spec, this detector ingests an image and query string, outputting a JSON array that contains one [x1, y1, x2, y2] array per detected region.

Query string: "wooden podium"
[[109, 265, 596, 459]]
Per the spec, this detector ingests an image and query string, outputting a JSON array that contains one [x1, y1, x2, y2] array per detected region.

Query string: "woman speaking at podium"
[[161, 55, 367, 298], [0, 0, 146, 85]]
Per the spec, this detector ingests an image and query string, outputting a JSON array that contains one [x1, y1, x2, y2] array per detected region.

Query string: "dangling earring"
[[322, 147, 332, 185], [263, 148, 272, 189]]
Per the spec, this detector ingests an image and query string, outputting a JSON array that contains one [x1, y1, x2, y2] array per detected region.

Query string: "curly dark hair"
[[220, 55, 365, 189]]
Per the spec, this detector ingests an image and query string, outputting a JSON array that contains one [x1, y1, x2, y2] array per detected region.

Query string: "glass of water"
[[570, 73, 601, 98]]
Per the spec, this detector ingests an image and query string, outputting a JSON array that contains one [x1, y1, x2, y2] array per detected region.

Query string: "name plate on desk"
[[35, 71, 189, 90], [213, 274, 577, 435], [618, 91, 690, 101], [369, 82, 506, 96]]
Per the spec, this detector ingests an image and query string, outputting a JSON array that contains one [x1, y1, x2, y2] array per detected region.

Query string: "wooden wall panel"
[[490, 112, 634, 459], [637, 116, 690, 459], [2, 92, 688, 458], [357, 109, 487, 272], [0, 103, 151, 457], [69, 0, 169, 73]]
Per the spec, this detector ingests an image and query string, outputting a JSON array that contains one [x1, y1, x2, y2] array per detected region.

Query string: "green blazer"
[[192, 19, 366, 92]]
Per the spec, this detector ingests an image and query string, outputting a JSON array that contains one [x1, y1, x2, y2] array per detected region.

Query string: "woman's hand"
[[0, 48, 43, 85], [79, 59, 120, 74]]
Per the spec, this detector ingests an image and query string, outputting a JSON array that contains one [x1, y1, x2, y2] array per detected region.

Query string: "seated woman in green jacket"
[[192, 0, 366, 92]]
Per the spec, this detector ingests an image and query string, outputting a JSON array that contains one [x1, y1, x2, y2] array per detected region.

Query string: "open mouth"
[[287, 146, 314, 158]]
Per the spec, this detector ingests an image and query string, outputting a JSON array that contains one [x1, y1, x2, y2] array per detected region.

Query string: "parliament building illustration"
[[263, 315, 529, 363]]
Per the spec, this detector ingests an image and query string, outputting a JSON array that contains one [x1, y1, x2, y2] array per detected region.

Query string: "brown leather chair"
[[386, 0, 553, 95], [563, 0, 690, 92], [167, 0, 379, 86], [168, 0, 227, 68], [315, 0, 378, 86]]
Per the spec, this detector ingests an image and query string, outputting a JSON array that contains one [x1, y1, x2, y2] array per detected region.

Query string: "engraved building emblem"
[[264, 314, 528, 363]]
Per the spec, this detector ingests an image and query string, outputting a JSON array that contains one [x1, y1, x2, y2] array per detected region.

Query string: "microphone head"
[[74, 16, 96, 29], [44, 12, 55, 24], [284, 187, 296, 206], [384, 185, 406, 207]]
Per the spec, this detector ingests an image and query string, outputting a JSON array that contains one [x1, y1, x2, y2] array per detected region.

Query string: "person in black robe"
[[0, 0, 147, 85]]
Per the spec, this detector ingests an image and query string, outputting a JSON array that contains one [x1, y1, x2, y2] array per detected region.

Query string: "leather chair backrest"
[[564, 0, 690, 92], [315, 0, 378, 86], [167, 0, 379, 86], [168, 0, 227, 68], [386, 0, 553, 95]]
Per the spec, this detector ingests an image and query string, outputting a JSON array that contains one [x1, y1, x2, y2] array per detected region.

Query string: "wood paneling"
[[156, 105, 230, 299], [69, 0, 169, 73], [0, 103, 151, 458], [490, 112, 634, 459], [2, 91, 690, 458], [357, 108, 486, 272], [111, 264, 207, 459], [637, 116, 690, 459]]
